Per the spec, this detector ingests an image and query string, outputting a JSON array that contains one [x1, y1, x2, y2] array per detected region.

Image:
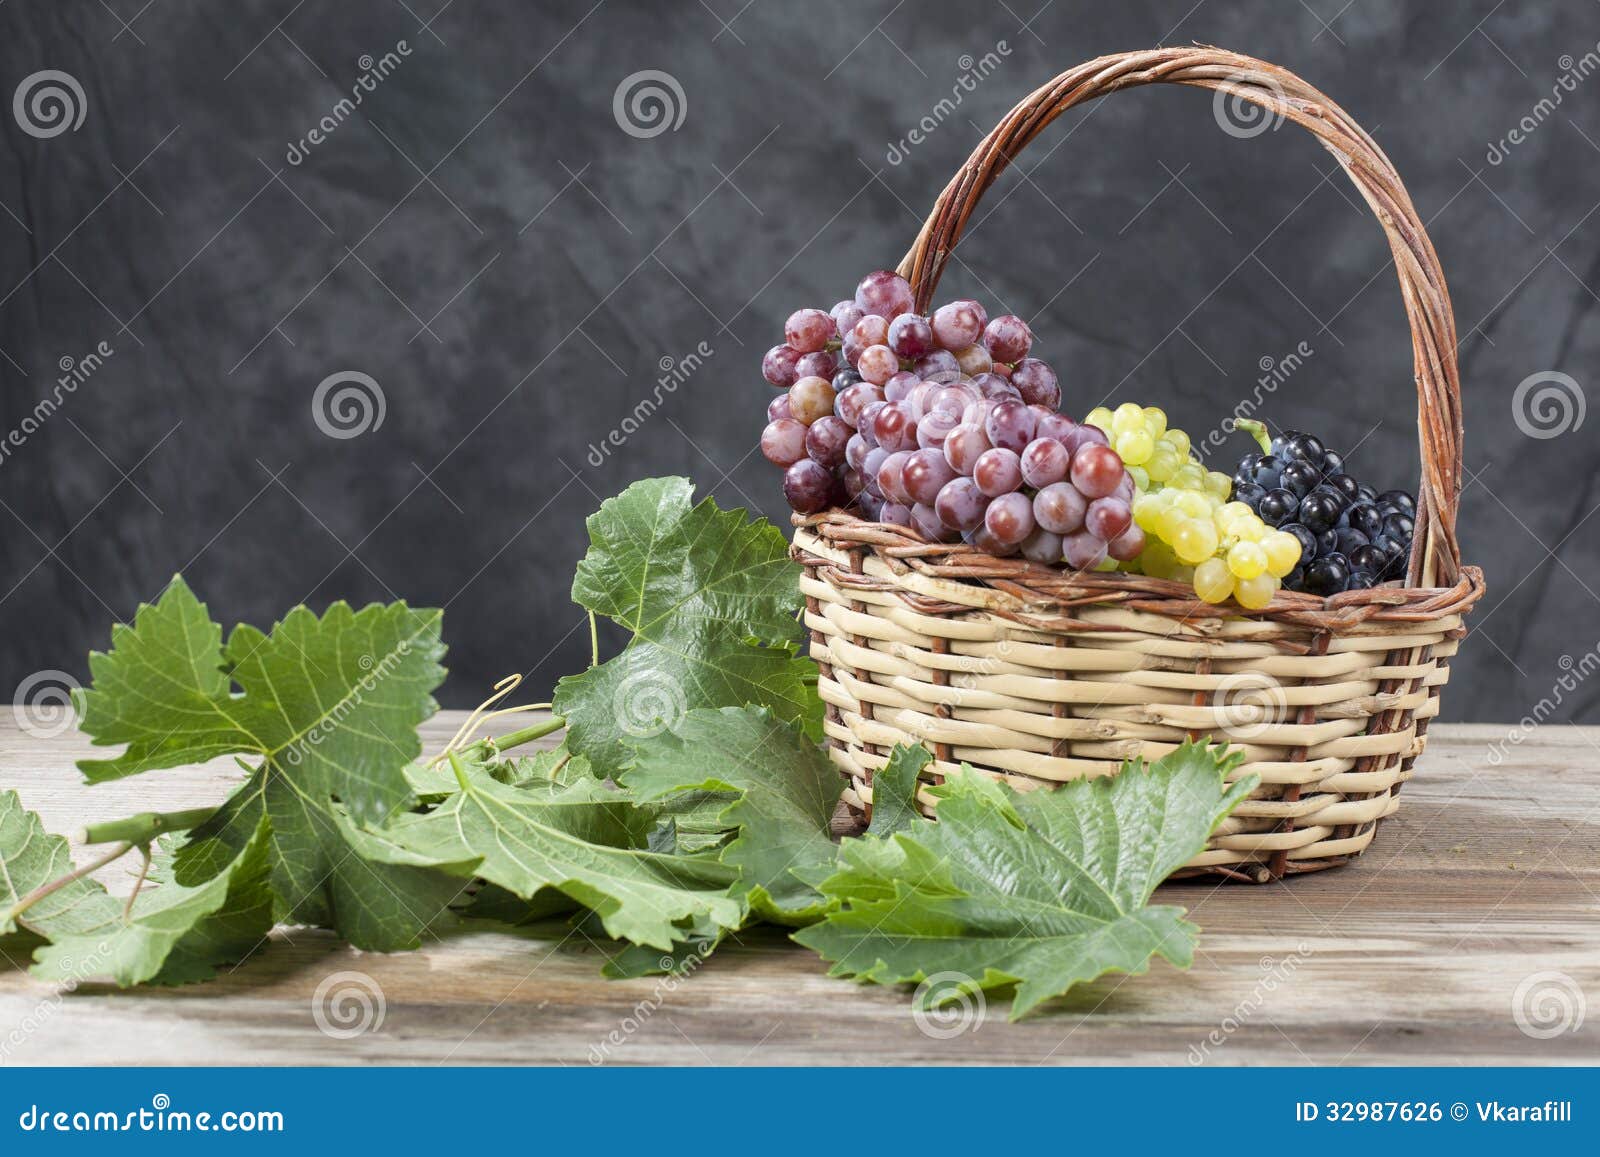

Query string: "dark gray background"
[[1, 0, 1596, 721]]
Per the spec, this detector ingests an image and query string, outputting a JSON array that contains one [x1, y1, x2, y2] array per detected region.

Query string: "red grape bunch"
[[760, 270, 1140, 569]]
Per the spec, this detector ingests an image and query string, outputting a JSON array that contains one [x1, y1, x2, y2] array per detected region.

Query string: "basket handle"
[[896, 46, 1463, 587]]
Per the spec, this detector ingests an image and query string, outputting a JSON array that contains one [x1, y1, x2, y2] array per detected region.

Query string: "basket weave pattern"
[[791, 47, 1485, 881]]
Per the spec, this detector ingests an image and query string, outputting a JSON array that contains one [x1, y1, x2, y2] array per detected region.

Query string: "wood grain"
[[1, 716, 1596, 1066]]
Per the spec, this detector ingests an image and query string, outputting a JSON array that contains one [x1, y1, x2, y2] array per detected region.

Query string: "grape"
[[1062, 531, 1108, 571], [1348, 543, 1386, 575], [883, 370, 920, 403], [982, 315, 1032, 363], [1193, 557, 1233, 603], [834, 381, 885, 428], [973, 447, 1023, 497], [805, 415, 851, 468], [954, 343, 993, 377], [785, 308, 835, 353], [1073, 423, 1110, 451], [928, 384, 977, 417], [856, 492, 883, 520], [1170, 517, 1218, 564], [832, 366, 861, 392], [767, 394, 792, 422], [905, 380, 936, 420], [1114, 428, 1154, 466], [1383, 511, 1415, 540], [1297, 491, 1342, 534], [878, 501, 914, 528], [783, 459, 833, 514], [1107, 524, 1146, 561], [1033, 482, 1086, 534], [852, 314, 890, 349], [916, 410, 959, 449], [1020, 438, 1070, 488], [845, 433, 870, 471], [888, 313, 935, 359], [856, 401, 886, 448], [903, 447, 956, 505], [1281, 460, 1320, 497], [761, 418, 808, 467], [762, 344, 801, 388], [788, 376, 836, 424], [1035, 411, 1076, 443], [857, 344, 899, 386], [1070, 443, 1124, 499], [931, 300, 987, 349], [1227, 542, 1267, 580], [985, 492, 1035, 546], [1283, 432, 1325, 463], [913, 349, 961, 381], [830, 300, 864, 342], [910, 502, 955, 543], [984, 400, 1036, 454], [854, 270, 915, 320], [877, 449, 914, 505], [1377, 489, 1416, 517], [1234, 573, 1279, 609], [794, 350, 837, 380], [989, 361, 1013, 380], [935, 477, 988, 532], [839, 466, 866, 501], [872, 400, 918, 452], [860, 447, 888, 495], [1020, 528, 1064, 564], [943, 423, 991, 475], [967, 524, 1018, 557], [1085, 498, 1132, 542], [1012, 358, 1060, 408], [969, 372, 1015, 401], [1263, 529, 1302, 576]]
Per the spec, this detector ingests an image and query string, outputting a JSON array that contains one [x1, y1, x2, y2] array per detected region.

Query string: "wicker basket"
[[792, 46, 1485, 882]]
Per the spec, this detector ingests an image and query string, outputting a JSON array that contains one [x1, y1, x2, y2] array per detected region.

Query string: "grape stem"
[[1234, 418, 1272, 455], [79, 807, 217, 846], [5, 840, 135, 928]]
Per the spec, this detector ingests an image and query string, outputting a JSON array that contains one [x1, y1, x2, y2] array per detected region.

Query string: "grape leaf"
[[552, 477, 821, 772], [1, 790, 124, 939], [866, 744, 932, 838], [31, 819, 274, 987], [1, 792, 274, 986], [794, 742, 1256, 1019], [358, 751, 745, 952], [75, 576, 464, 951], [621, 706, 841, 924]]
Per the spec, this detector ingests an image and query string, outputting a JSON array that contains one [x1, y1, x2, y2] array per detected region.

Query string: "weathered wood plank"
[[2, 718, 1597, 1066]]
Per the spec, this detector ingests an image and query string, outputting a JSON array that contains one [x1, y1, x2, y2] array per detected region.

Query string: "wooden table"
[[2, 715, 1596, 1066]]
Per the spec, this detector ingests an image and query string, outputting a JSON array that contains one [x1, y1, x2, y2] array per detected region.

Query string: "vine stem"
[[5, 841, 134, 928], [78, 807, 217, 846], [488, 715, 566, 754], [588, 611, 599, 668]]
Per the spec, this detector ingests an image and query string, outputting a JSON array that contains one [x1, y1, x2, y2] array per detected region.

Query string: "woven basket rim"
[[795, 512, 1484, 632]]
